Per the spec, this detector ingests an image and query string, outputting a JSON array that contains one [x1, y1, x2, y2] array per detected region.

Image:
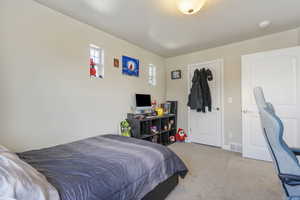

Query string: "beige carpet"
[[166, 143, 282, 200]]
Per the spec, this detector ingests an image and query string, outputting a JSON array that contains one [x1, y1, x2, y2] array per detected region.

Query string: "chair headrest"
[[253, 87, 268, 110]]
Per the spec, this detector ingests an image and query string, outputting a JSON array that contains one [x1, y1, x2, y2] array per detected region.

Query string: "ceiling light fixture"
[[177, 0, 207, 15], [259, 20, 271, 29]]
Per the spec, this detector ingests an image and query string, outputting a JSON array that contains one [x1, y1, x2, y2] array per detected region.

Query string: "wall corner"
[[298, 27, 300, 45]]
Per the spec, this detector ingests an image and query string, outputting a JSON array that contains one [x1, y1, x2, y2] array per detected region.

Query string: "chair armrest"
[[279, 174, 300, 186], [290, 148, 300, 156]]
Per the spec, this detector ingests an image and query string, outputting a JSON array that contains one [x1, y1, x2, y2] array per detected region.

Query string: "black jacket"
[[199, 68, 212, 112], [187, 69, 203, 111], [187, 68, 213, 113]]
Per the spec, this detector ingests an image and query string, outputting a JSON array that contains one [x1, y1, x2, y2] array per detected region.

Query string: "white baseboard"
[[222, 145, 231, 151], [222, 143, 242, 153]]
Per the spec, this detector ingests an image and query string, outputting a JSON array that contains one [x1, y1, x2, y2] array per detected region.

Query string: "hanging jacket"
[[199, 68, 213, 112], [187, 69, 203, 110]]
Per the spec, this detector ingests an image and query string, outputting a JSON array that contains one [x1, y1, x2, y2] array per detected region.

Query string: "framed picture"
[[171, 70, 181, 80], [122, 56, 139, 77], [113, 58, 119, 68]]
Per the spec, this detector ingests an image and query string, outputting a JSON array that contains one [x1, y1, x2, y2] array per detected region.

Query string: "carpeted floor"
[[166, 142, 282, 200]]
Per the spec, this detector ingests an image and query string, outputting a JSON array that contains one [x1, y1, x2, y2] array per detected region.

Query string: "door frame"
[[187, 59, 225, 149]]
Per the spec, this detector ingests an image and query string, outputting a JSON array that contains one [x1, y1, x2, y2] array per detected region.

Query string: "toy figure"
[[90, 58, 97, 77], [175, 128, 187, 142], [90, 65, 97, 77], [150, 126, 158, 134], [120, 120, 131, 137], [164, 125, 168, 131], [155, 107, 164, 116], [168, 120, 175, 130], [170, 136, 176, 143]]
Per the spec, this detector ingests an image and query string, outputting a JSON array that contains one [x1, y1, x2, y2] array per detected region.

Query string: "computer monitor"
[[135, 94, 152, 111]]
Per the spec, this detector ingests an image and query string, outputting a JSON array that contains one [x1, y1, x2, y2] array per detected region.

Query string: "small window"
[[149, 64, 156, 86], [89, 44, 104, 79]]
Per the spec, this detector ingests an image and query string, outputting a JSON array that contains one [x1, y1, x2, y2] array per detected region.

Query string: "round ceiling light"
[[259, 20, 271, 29], [177, 0, 207, 15]]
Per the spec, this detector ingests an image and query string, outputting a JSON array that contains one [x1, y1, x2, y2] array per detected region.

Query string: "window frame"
[[89, 44, 104, 79], [148, 64, 157, 86]]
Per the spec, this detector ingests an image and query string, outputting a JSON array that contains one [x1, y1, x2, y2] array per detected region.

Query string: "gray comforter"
[[18, 135, 188, 200]]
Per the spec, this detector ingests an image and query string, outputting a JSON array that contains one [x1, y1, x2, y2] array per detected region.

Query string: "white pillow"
[[0, 145, 10, 152], [0, 151, 60, 200]]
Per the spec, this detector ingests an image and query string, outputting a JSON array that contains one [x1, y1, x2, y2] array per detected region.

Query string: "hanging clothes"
[[187, 69, 203, 111], [199, 68, 213, 112], [188, 68, 213, 113]]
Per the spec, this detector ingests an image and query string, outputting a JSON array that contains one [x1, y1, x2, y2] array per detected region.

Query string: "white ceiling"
[[34, 0, 300, 57]]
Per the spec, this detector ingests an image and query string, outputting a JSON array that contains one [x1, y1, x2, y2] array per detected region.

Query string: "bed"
[[13, 134, 188, 200]]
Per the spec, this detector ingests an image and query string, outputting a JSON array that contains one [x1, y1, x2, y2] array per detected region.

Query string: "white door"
[[242, 46, 300, 161], [188, 60, 223, 147]]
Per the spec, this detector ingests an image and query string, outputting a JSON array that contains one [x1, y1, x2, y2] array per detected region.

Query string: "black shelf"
[[140, 132, 160, 139], [127, 101, 178, 146], [141, 135, 152, 139]]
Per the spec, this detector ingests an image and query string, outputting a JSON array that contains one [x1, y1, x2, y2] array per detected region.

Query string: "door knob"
[[242, 110, 248, 114], [215, 107, 220, 111]]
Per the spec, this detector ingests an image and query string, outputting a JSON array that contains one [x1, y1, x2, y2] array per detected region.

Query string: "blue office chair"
[[254, 87, 300, 200]]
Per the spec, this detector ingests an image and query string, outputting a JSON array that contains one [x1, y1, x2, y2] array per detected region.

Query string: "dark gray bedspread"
[[18, 135, 188, 200]]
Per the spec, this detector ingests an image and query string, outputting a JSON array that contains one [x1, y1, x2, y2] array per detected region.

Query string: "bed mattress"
[[18, 135, 188, 200]]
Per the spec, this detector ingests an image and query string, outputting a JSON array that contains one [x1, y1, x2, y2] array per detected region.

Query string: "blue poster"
[[122, 56, 139, 77]]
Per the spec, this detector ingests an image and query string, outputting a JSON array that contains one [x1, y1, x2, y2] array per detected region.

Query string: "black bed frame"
[[142, 174, 179, 200]]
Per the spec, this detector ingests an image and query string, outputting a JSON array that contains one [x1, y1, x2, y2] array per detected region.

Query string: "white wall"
[[165, 29, 300, 146], [0, 0, 166, 152], [1, 0, 300, 152]]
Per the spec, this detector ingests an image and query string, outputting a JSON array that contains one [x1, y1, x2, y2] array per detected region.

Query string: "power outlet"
[[228, 97, 233, 104]]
